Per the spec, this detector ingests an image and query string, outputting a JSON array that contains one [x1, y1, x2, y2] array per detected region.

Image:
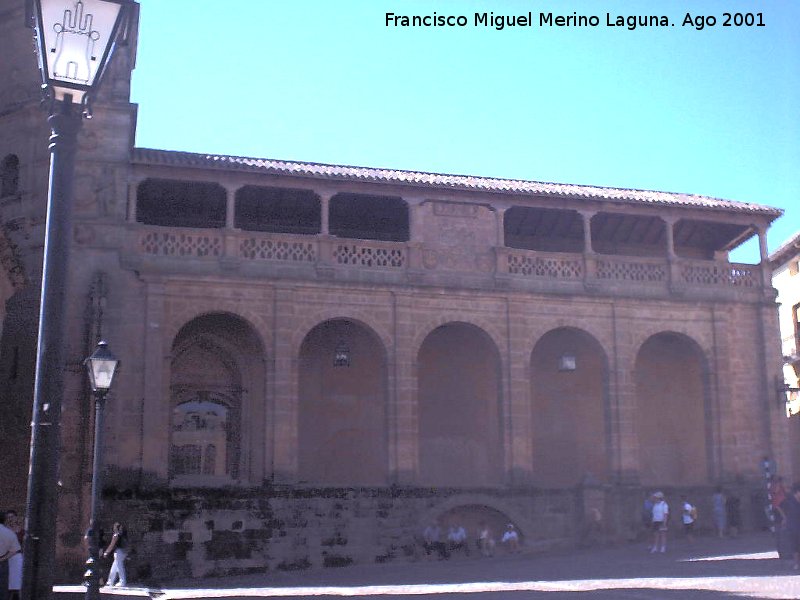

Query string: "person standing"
[[712, 487, 727, 538], [0, 512, 22, 600], [103, 522, 129, 587], [3, 512, 23, 600], [779, 482, 800, 571], [650, 492, 669, 553], [771, 476, 788, 525], [680, 496, 696, 543]]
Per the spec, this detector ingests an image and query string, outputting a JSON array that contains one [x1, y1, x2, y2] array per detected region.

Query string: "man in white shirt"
[[0, 512, 22, 600], [650, 491, 669, 553], [681, 495, 696, 543], [501, 523, 520, 553]]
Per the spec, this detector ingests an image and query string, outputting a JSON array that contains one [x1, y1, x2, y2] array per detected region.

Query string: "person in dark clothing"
[[103, 522, 129, 587], [726, 493, 741, 537], [780, 482, 800, 570]]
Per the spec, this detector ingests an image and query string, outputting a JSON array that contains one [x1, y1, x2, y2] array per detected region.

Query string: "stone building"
[[0, 0, 792, 581], [770, 232, 800, 471]]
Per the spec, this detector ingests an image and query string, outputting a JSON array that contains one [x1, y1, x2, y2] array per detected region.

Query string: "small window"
[[789, 261, 799, 276], [1, 155, 20, 198]]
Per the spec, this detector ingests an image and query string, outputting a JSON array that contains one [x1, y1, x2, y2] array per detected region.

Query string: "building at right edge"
[[771, 232, 800, 470]]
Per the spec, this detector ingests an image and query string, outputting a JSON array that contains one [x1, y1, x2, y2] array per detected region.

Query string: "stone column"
[[126, 177, 141, 222], [392, 293, 418, 484], [758, 225, 772, 288], [225, 184, 237, 229], [495, 206, 508, 247], [663, 216, 681, 290], [407, 196, 426, 242], [405, 197, 426, 272], [140, 282, 169, 481], [272, 287, 299, 481], [506, 299, 533, 484], [664, 216, 677, 259], [610, 304, 640, 482], [319, 191, 333, 235], [580, 211, 597, 283]]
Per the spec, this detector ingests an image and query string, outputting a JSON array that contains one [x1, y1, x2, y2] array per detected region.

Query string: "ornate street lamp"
[[31, 0, 131, 109], [82, 341, 119, 600], [22, 3, 133, 600], [777, 382, 800, 417]]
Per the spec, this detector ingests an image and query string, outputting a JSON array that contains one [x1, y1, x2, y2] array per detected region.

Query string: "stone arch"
[[630, 322, 713, 362], [411, 314, 506, 361], [530, 327, 610, 487], [527, 317, 613, 360], [164, 302, 271, 362], [169, 312, 267, 484], [634, 331, 711, 485], [421, 494, 532, 539], [297, 317, 389, 485], [417, 321, 503, 486], [290, 308, 393, 362]]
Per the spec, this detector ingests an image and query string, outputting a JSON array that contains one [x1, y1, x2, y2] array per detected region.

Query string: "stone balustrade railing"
[[132, 226, 765, 297]]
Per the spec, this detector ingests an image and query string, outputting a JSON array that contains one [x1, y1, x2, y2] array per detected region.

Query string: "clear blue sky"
[[130, 0, 799, 264]]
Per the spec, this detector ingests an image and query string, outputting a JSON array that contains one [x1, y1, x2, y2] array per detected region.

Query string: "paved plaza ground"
[[55, 531, 799, 599]]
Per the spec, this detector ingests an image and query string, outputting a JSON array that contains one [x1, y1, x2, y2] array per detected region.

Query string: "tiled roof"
[[132, 148, 782, 217], [770, 231, 800, 267]]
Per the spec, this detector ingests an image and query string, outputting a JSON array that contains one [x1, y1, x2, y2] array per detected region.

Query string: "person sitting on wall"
[[477, 522, 495, 557], [501, 523, 520, 553], [447, 524, 470, 556], [422, 522, 449, 560]]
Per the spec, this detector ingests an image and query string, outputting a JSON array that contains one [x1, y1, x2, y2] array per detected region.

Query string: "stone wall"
[[62, 482, 772, 585]]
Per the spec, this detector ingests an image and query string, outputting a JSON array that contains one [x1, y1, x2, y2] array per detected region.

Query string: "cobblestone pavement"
[[55, 532, 799, 599]]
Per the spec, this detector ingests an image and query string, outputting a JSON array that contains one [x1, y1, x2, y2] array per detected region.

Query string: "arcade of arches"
[[166, 314, 714, 488]]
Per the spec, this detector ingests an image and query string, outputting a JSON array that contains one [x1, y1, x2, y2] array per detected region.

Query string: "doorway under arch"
[[530, 327, 609, 487], [417, 322, 503, 487], [635, 332, 710, 485], [170, 312, 266, 484], [298, 319, 388, 485]]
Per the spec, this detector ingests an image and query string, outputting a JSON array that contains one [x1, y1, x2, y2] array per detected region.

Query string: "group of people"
[[710, 487, 742, 538], [0, 511, 130, 595], [642, 492, 700, 553], [422, 521, 520, 559]]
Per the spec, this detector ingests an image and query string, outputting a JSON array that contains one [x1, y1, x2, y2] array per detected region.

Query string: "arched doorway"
[[530, 327, 609, 487], [635, 332, 710, 484], [170, 313, 266, 484], [298, 319, 388, 485], [418, 322, 503, 486]]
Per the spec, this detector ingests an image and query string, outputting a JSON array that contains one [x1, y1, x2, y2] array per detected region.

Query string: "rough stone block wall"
[[70, 482, 772, 585]]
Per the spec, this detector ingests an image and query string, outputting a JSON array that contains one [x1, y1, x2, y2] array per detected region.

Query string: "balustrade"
[[132, 225, 763, 297], [680, 259, 758, 288]]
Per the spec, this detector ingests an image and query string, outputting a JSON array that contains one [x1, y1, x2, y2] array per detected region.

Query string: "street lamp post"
[[82, 341, 119, 600], [22, 3, 132, 600]]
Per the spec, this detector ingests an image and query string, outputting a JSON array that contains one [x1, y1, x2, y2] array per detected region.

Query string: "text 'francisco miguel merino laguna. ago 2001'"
[[385, 11, 766, 31]]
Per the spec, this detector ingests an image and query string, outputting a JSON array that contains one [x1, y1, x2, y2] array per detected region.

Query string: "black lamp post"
[[82, 341, 119, 600], [22, 3, 132, 600], [777, 382, 800, 417]]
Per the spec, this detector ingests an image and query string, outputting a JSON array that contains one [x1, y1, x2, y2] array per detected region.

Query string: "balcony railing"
[[130, 225, 765, 298]]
